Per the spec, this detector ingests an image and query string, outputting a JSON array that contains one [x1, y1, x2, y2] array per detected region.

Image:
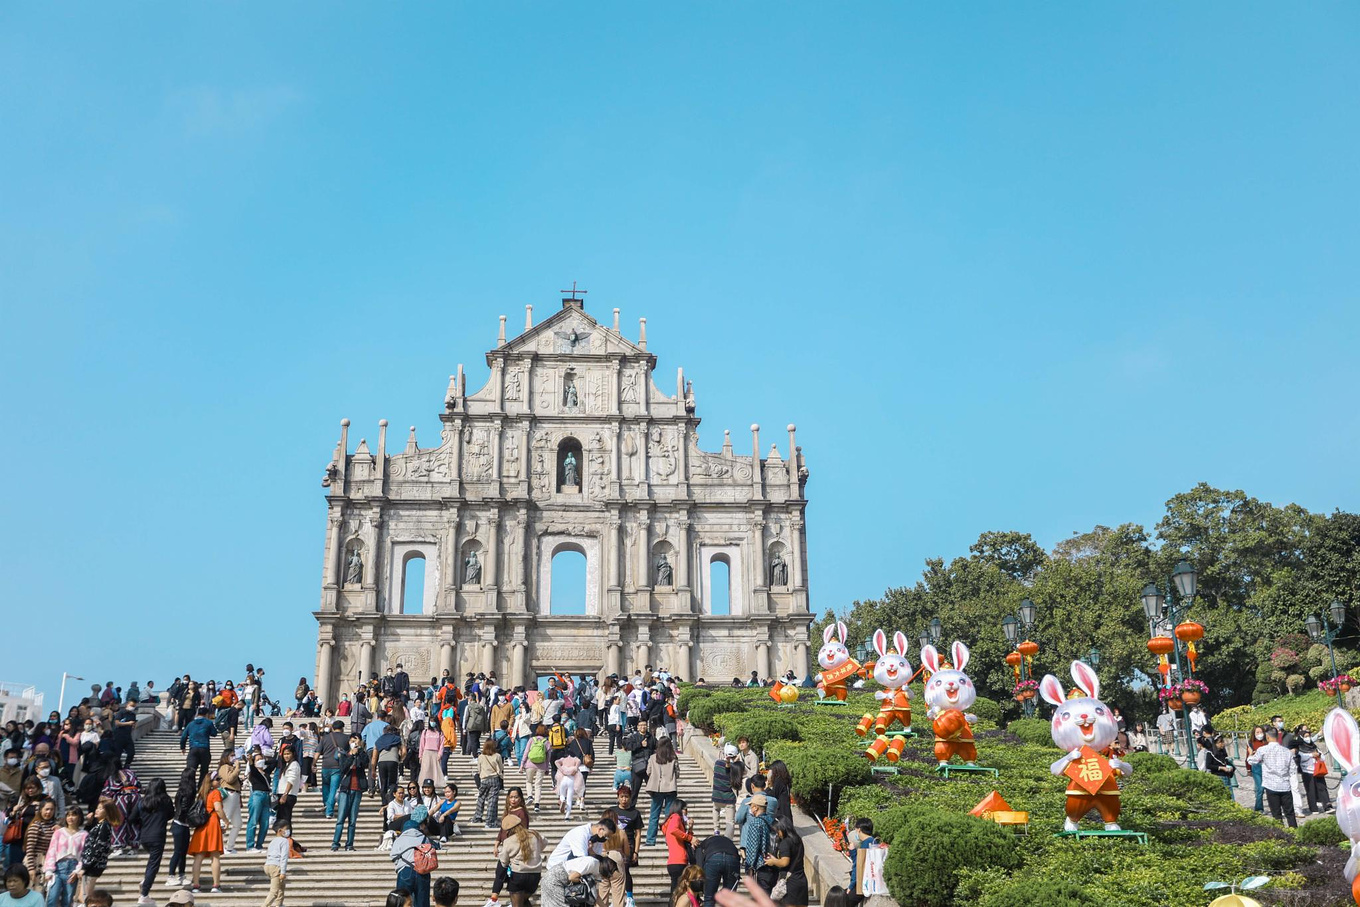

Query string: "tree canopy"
[[830, 483, 1359, 715]]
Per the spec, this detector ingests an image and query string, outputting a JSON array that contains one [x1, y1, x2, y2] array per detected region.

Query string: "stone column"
[[482, 638, 496, 676], [486, 511, 502, 605], [750, 424, 762, 498], [326, 512, 344, 587], [792, 639, 809, 680], [359, 641, 373, 686], [440, 642, 454, 678], [635, 640, 651, 672], [511, 640, 527, 689], [607, 517, 622, 589], [789, 516, 805, 589], [677, 641, 692, 681], [676, 517, 691, 604], [607, 642, 622, 677], [756, 642, 771, 681], [317, 641, 334, 708], [637, 515, 651, 590]]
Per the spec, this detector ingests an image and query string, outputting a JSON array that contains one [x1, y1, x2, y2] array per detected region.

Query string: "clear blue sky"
[[3, 4, 1357, 711]]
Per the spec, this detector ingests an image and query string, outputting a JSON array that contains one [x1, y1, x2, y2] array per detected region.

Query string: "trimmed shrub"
[[1296, 815, 1347, 846], [712, 711, 801, 752], [677, 685, 713, 715], [1141, 768, 1231, 802], [971, 696, 1002, 725], [883, 811, 1021, 907], [1006, 717, 1053, 746], [686, 692, 746, 730], [979, 877, 1096, 907], [1125, 752, 1179, 775], [764, 740, 871, 814]]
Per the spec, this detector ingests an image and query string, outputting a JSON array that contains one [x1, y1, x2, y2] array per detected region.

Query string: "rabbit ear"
[[1039, 674, 1067, 707], [1325, 708, 1360, 774], [920, 645, 941, 673], [893, 631, 909, 656], [1070, 661, 1100, 700], [872, 629, 888, 657], [823, 625, 836, 645], [838, 622, 848, 643], [951, 641, 970, 673]]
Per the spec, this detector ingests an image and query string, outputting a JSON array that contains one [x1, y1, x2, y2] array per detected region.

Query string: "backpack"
[[186, 797, 210, 828], [564, 876, 597, 907], [468, 702, 488, 732], [412, 841, 439, 875], [549, 723, 568, 749], [528, 737, 547, 764]]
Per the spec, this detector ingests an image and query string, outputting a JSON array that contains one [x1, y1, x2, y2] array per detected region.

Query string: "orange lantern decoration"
[[1017, 640, 1039, 657], [1148, 635, 1174, 682], [1005, 650, 1022, 682], [1175, 622, 1205, 673]]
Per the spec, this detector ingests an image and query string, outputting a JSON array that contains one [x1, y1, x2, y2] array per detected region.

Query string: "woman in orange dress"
[[186, 772, 226, 893]]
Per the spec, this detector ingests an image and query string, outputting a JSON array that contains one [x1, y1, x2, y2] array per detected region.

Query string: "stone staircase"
[[93, 725, 721, 906]]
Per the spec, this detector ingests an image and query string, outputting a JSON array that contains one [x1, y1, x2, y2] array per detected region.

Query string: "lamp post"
[[1306, 599, 1350, 709], [1002, 599, 1040, 717], [1141, 560, 1199, 769], [1087, 648, 1101, 668], [928, 618, 943, 645], [57, 672, 85, 716]]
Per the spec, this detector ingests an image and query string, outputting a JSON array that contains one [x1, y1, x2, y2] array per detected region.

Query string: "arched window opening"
[[557, 438, 584, 493], [401, 553, 426, 614], [549, 548, 587, 615], [709, 555, 731, 615]]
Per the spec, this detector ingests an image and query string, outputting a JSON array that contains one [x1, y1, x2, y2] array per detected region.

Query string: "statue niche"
[[556, 437, 584, 493]]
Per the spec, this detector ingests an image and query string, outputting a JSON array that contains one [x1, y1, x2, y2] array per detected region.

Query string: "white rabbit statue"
[[815, 621, 863, 702], [1040, 661, 1132, 831], [921, 641, 978, 766]]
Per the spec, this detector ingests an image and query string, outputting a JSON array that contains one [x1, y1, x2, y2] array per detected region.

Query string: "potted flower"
[[1180, 678, 1209, 705], [1013, 679, 1039, 700], [1159, 684, 1184, 710], [1340, 674, 1354, 694], [1320, 677, 1338, 696]]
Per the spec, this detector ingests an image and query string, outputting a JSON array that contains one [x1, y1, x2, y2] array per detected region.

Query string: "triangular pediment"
[[497, 304, 650, 359]]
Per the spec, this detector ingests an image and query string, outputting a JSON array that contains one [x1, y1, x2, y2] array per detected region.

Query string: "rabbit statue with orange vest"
[[1040, 661, 1132, 831], [921, 641, 978, 767], [815, 622, 864, 702], [1322, 708, 1360, 904], [855, 629, 913, 739]]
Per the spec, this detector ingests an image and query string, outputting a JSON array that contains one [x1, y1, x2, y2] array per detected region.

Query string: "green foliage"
[[676, 685, 712, 715], [1005, 717, 1053, 746], [882, 812, 1021, 907], [970, 696, 1001, 724], [764, 740, 871, 814], [685, 692, 746, 730], [1139, 767, 1232, 802], [1124, 752, 1179, 775], [711, 711, 800, 751], [978, 877, 1096, 907], [1212, 689, 1360, 739], [1295, 815, 1347, 846]]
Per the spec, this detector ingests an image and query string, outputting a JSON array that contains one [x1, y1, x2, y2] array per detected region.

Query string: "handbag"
[[2, 819, 21, 845], [1314, 759, 1329, 777], [770, 877, 788, 901], [186, 797, 210, 828], [564, 877, 597, 907]]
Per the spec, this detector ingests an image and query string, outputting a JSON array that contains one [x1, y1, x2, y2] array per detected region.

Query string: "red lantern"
[[1147, 637, 1175, 656], [1174, 622, 1204, 643], [1017, 640, 1039, 658], [1005, 652, 1022, 666]]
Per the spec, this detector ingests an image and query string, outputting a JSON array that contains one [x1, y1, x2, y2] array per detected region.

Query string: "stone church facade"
[[312, 294, 812, 704]]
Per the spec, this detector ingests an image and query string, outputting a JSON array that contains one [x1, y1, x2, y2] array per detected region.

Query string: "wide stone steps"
[[93, 727, 721, 906]]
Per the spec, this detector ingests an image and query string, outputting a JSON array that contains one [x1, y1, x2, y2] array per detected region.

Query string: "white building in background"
[[0, 683, 44, 724]]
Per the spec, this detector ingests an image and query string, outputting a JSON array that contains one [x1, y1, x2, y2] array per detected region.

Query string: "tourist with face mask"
[[101, 763, 140, 854], [1294, 724, 1333, 815], [32, 757, 65, 817], [548, 817, 616, 867], [1247, 725, 1269, 812], [0, 749, 22, 808]]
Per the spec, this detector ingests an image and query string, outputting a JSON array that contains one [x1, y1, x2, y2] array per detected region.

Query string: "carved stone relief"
[[534, 642, 604, 665], [504, 435, 521, 478], [648, 427, 678, 482], [386, 649, 432, 677], [505, 369, 523, 402], [701, 646, 747, 679], [462, 428, 493, 481], [621, 430, 640, 481], [621, 370, 639, 404]]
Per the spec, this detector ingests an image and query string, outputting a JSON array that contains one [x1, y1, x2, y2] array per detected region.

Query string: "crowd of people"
[[0, 664, 811, 907]]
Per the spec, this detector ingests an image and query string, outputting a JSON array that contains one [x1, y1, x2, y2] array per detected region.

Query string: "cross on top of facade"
[[560, 281, 588, 301]]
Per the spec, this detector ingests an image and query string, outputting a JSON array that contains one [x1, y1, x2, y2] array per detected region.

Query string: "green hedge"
[[764, 740, 871, 814], [978, 877, 1096, 907], [676, 685, 713, 715], [970, 696, 1002, 725], [1005, 717, 1053, 746], [1140, 767, 1232, 802], [686, 692, 747, 730], [1296, 815, 1347, 846], [883, 811, 1021, 907], [711, 711, 801, 752], [1124, 752, 1179, 775]]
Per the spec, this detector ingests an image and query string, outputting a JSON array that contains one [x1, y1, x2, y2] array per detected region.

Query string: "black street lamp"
[[1141, 560, 1200, 769], [1003, 599, 1039, 717], [1087, 648, 1101, 668], [1306, 599, 1351, 709], [917, 630, 931, 654], [928, 618, 943, 644]]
